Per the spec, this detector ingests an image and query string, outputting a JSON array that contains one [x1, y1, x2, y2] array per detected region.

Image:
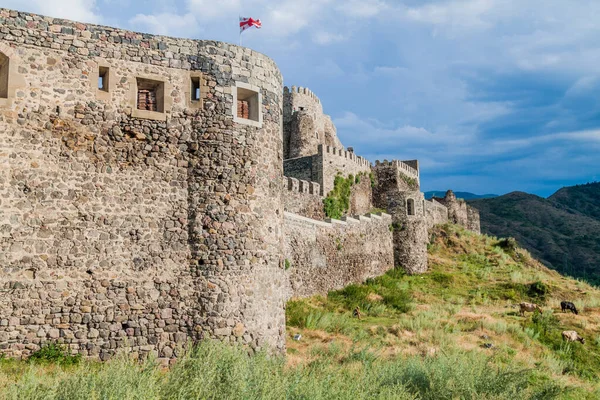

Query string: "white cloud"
[[185, 0, 242, 19], [312, 31, 345, 45], [0, 0, 100, 23], [403, 0, 496, 32], [338, 0, 387, 18], [314, 59, 344, 77], [129, 12, 198, 37]]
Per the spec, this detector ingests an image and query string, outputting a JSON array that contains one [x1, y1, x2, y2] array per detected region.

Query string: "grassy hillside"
[[1, 225, 600, 399], [469, 184, 600, 284]]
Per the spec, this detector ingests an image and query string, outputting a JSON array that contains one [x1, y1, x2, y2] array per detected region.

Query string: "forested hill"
[[469, 182, 600, 285]]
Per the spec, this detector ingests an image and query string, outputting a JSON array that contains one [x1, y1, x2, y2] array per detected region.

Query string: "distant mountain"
[[425, 191, 498, 200], [469, 182, 600, 285]]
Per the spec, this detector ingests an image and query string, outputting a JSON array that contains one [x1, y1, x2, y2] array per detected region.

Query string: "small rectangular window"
[[0, 53, 9, 99], [232, 82, 262, 127], [191, 76, 200, 101], [136, 77, 164, 113], [236, 87, 259, 122], [98, 66, 109, 92]]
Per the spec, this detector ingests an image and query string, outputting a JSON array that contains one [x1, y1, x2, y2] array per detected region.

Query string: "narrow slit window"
[[98, 66, 109, 92], [0, 52, 9, 99], [407, 199, 415, 216], [191, 76, 200, 101]]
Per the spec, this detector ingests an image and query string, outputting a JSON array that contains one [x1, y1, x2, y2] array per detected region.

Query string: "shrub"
[[496, 237, 518, 253], [28, 344, 81, 366], [323, 174, 353, 219], [528, 281, 550, 302]]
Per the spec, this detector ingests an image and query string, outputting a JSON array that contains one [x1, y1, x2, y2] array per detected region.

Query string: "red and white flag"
[[240, 17, 262, 33]]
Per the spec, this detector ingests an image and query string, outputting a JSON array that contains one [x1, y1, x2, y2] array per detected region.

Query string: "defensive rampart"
[[284, 212, 394, 298], [0, 8, 286, 360], [283, 177, 324, 220], [425, 199, 449, 229]]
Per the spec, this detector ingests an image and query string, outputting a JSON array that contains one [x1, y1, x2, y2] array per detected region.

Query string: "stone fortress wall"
[[0, 8, 286, 360], [0, 8, 481, 360], [284, 211, 393, 298], [283, 177, 324, 220], [284, 144, 371, 196], [425, 198, 449, 229]]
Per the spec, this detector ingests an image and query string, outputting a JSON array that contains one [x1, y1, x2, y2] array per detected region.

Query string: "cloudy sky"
[[2, 0, 599, 196]]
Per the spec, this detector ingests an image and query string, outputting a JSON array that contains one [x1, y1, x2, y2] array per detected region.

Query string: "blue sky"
[[2, 0, 599, 197]]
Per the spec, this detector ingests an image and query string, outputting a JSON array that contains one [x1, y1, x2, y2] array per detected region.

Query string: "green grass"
[[0, 341, 569, 400]]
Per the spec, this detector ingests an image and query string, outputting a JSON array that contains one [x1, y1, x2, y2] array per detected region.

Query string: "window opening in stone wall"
[[423, 200, 426, 216], [136, 77, 165, 113], [236, 86, 259, 122], [407, 199, 415, 216], [0, 52, 9, 99], [191, 76, 201, 101], [98, 66, 109, 92]]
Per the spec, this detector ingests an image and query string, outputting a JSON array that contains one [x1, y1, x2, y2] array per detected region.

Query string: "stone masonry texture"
[[284, 212, 394, 298], [0, 8, 285, 360]]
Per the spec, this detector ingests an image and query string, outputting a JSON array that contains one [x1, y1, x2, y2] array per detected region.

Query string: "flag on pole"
[[240, 17, 262, 33]]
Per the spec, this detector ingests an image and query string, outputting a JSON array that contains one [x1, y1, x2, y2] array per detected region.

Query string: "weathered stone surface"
[[0, 7, 285, 359], [284, 212, 394, 297]]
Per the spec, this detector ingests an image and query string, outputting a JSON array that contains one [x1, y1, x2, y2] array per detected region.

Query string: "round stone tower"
[[0, 7, 286, 359], [187, 48, 287, 352]]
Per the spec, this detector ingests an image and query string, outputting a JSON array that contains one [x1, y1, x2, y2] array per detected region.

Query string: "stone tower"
[[282, 86, 342, 159], [372, 160, 428, 274], [0, 8, 286, 359]]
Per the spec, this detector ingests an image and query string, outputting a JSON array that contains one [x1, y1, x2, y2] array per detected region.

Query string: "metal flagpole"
[[239, 16, 242, 46]]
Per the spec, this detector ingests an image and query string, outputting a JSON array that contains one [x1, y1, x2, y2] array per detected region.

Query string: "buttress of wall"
[[0, 8, 285, 359], [466, 205, 481, 234], [425, 199, 449, 229], [283, 86, 342, 159], [372, 162, 428, 274], [284, 212, 394, 298]]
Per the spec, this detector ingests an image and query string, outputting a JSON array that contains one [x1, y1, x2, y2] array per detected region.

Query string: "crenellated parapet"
[[321, 144, 371, 169], [374, 159, 419, 180], [284, 176, 321, 196], [284, 86, 321, 104]]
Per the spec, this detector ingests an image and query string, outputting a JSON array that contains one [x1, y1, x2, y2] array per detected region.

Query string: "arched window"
[[407, 198, 415, 216], [0, 51, 9, 99]]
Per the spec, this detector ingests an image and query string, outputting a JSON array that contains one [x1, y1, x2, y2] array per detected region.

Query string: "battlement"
[[284, 176, 321, 196], [374, 159, 420, 179], [319, 144, 371, 168], [285, 211, 391, 228], [284, 86, 321, 104]]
